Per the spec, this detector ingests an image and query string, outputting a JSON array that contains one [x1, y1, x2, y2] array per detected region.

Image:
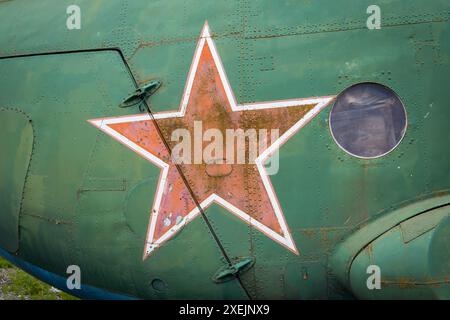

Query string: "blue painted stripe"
[[0, 247, 137, 300]]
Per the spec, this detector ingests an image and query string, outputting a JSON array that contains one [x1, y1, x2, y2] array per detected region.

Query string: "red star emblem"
[[89, 22, 334, 259]]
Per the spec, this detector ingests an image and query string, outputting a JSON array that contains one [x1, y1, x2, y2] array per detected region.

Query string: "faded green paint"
[[0, 0, 448, 299], [348, 208, 449, 299], [0, 109, 33, 252]]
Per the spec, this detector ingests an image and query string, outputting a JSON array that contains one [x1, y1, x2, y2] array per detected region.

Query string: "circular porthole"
[[151, 278, 168, 292], [329, 83, 407, 159]]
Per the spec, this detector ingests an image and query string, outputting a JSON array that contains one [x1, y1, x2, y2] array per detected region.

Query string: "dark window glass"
[[330, 83, 407, 158]]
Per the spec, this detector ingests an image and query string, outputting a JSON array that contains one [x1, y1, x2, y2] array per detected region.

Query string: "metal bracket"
[[212, 257, 255, 283], [119, 80, 161, 108]]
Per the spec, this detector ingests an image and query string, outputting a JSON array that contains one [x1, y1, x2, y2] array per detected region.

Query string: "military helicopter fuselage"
[[0, 0, 449, 300]]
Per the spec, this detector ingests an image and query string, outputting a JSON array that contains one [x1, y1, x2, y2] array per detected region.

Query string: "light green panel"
[[0, 1, 130, 56], [0, 0, 243, 58], [248, 26, 418, 102], [0, 51, 133, 110], [127, 0, 242, 41], [410, 24, 450, 192], [0, 0, 70, 55], [244, 0, 449, 37], [1, 0, 447, 59]]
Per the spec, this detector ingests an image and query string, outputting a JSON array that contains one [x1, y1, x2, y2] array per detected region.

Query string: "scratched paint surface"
[[98, 25, 328, 257]]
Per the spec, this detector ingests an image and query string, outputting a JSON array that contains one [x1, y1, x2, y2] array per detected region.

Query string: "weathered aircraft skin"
[[0, 0, 449, 299]]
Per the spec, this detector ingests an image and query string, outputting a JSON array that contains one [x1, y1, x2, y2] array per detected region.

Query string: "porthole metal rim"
[[328, 81, 408, 160]]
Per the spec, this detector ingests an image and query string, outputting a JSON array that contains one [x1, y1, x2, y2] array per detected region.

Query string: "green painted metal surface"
[[0, 0, 448, 299], [348, 208, 449, 299], [0, 49, 247, 299], [0, 109, 33, 252]]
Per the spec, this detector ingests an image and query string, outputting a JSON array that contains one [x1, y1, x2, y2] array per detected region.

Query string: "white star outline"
[[89, 21, 335, 259]]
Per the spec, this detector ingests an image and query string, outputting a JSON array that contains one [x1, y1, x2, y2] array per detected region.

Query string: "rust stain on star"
[[90, 22, 335, 257], [110, 41, 315, 242]]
